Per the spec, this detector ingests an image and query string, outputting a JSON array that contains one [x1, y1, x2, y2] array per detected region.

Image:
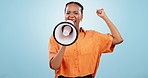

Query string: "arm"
[[50, 46, 66, 70], [96, 9, 123, 45]]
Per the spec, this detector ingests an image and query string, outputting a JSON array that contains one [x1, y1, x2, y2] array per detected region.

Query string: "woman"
[[49, 1, 123, 78]]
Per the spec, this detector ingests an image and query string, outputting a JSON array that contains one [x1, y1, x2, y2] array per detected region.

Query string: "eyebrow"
[[66, 11, 79, 13]]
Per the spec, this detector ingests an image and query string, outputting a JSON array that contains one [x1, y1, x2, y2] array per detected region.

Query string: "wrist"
[[102, 15, 108, 20]]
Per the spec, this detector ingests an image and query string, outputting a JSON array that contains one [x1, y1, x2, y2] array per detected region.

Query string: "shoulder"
[[86, 29, 102, 35], [49, 34, 57, 44], [49, 34, 54, 41], [86, 29, 113, 40]]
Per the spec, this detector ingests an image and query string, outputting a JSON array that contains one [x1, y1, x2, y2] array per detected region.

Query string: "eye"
[[66, 12, 70, 14], [74, 12, 79, 15]]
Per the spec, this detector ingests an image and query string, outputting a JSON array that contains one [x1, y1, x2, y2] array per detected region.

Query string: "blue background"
[[0, 0, 148, 78]]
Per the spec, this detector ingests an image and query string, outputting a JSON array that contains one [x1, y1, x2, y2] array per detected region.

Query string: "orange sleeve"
[[102, 33, 115, 53], [96, 32, 115, 53], [48, 35, 60, 68]]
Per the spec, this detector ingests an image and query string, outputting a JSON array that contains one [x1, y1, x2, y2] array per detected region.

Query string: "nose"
[[68, 16, 75, 21], [69, 13, 74, 18], [68, 13, 75, 18]]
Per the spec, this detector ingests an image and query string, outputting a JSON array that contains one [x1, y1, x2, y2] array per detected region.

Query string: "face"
[[65, 3, 83, 29]]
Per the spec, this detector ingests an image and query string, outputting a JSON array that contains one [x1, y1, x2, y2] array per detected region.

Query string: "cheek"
[[65, 15, 68, 20], [77, 16, 82, 21], [74, 16, 78, 20]]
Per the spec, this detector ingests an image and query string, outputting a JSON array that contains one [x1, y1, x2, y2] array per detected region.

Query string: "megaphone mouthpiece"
[[62, 25, 73, 36]]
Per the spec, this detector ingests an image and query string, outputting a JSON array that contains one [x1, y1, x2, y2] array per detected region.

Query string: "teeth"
[[72, 20, 75, 22], [68, 19, 76, 23]]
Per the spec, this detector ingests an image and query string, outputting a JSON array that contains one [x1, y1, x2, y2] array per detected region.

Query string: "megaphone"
[[53, 20, 78, 46]]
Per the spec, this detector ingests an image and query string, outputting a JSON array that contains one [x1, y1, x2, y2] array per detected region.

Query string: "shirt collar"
[[79, 27, 86, 34]]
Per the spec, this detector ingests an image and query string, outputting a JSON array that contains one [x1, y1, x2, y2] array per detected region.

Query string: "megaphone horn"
[[53, 20, 78, 46]]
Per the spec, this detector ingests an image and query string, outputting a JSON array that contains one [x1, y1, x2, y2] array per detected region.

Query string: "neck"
[[76, 26, 80, 34]]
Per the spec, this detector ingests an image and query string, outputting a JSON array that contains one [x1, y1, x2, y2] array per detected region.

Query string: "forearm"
[[103, 16, 123, 45], [50, 46, 66, 70]]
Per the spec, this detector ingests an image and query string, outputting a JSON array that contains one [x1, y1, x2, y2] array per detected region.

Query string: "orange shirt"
[[48, 27, 115, 78]]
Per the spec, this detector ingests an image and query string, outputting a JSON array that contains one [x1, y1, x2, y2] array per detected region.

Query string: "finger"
[[97, 10, 102, 14], [96, 10, 100, 14], [97, 8, 103, 11]]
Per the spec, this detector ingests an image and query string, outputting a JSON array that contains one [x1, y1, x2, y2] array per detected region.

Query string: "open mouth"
[[68, 19, 76, 23], [72, 20, 76, 23]]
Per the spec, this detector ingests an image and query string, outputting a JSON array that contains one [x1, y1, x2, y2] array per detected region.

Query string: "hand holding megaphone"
[[53, 20, 78, 46]]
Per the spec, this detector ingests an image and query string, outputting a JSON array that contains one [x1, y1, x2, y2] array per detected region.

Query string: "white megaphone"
[[53, 20, 78, 46]]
